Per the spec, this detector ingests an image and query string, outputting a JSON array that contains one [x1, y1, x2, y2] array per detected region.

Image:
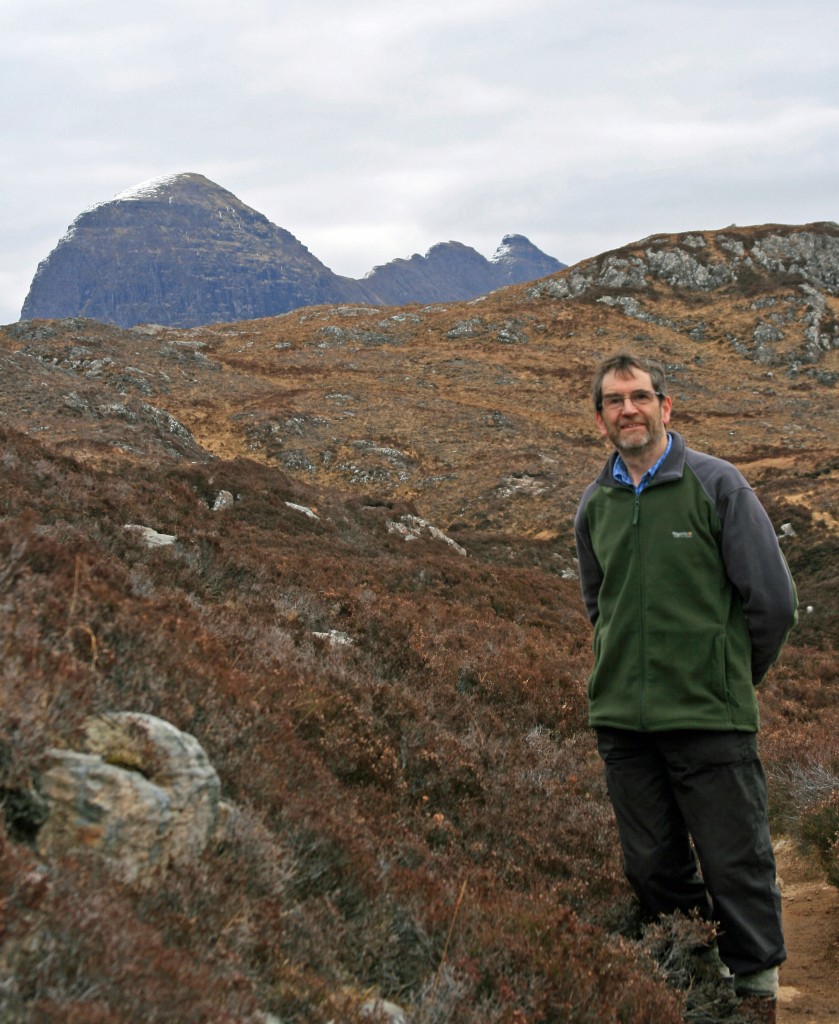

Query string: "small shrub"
[[798, 789, 839, 879]]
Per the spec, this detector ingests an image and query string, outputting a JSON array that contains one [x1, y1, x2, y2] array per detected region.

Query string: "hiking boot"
[[694, 940, 733, 983], [737, 993, 777, 1024]]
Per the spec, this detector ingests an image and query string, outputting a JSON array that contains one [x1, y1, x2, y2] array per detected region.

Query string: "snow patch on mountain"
[[56, 174, 187, 248], [111, 173, 185, 203]]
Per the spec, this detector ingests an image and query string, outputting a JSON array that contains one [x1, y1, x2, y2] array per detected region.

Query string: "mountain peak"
[[490, 233, 565, 284], [111, 172, 204, 201], [493, 234, 544, 261], [22, 173, 567, 327], [81, 173, 230, 221], [23, 174, 359, 327]]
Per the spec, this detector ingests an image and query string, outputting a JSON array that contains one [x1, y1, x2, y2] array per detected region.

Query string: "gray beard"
[[615, 427, 653, 454], [614, 424, 667, 459]]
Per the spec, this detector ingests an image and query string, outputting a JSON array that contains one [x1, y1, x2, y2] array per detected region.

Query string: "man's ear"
[[661, 395, 673, 425], [595, 411, 608, 437]]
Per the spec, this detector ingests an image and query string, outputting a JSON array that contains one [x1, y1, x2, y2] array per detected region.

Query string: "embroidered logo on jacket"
[[671, 531, 694, 539]]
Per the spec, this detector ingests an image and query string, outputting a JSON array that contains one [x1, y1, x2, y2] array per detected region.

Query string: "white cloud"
[[1, 0, 837, 323]]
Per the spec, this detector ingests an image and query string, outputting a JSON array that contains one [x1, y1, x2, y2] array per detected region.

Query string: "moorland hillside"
[[1, 221, 837, 1023]]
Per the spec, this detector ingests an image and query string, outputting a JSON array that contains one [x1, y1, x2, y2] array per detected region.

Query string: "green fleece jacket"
[[574, 432, 797, 732]]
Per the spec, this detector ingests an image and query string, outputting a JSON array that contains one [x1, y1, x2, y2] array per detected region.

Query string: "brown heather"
[[0, 222, 837, 1022]]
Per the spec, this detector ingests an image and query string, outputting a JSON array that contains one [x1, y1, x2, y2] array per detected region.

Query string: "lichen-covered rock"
[[123, 524, 178, 547], [527, 223, 839, 302], [386, 514, 467, 556], [36, 712, 221, 884]]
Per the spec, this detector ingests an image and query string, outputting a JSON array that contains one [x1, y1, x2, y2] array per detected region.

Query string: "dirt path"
[[775, 839, 839, 1023]]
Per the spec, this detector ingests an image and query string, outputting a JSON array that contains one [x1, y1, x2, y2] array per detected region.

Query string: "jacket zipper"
[[633, 491, 646, 728]]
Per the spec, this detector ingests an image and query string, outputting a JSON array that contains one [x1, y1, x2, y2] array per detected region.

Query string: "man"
[[574, 353, 797, 1024]]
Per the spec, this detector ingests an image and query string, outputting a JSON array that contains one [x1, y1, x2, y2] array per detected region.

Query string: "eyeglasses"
[[599, 390, 664, 412]]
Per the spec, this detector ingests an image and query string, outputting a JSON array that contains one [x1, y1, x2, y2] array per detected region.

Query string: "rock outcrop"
[[527, 222, 839, 367], [528, 224, 839, 301], [36, 712, 222, 884], [20, 173, 564, 328]]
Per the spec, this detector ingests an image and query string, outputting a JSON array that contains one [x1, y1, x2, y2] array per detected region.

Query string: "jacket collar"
[[596, 431, 687, 490]]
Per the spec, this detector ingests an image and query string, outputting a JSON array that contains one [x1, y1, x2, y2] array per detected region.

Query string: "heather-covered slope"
[[1, 223, 837, 1022]]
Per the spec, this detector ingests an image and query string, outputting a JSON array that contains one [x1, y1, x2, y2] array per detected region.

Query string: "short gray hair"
[[592, 352, 668, 411]]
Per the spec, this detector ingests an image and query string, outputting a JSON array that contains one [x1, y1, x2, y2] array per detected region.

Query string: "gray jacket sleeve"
[[688, 450, 798, 684], [574, 483, 602, 625], [718, 483, 798, 683]]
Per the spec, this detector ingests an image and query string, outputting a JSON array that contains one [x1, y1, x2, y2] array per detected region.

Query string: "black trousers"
[[595, 727, 785, 977]]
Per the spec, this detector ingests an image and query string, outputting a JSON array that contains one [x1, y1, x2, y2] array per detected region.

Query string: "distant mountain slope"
[[20, 173, 565, 328], [20, 174, 368, 328], [362, 234, 564, 305]]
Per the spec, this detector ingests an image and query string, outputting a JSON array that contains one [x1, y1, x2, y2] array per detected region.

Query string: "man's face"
[[595, 367, 672, 455]]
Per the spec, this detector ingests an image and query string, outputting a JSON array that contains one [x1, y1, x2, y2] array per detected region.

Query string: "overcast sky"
[[1, 0, 837, 325]]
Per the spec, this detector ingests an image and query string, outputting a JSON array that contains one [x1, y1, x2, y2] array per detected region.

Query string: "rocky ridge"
[[6, 220, 836, 541], [19, 173, 565, 329], [527, 223, 839, 371]]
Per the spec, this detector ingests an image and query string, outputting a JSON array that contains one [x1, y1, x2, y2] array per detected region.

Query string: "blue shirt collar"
[[613, 433, 673, 493]]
